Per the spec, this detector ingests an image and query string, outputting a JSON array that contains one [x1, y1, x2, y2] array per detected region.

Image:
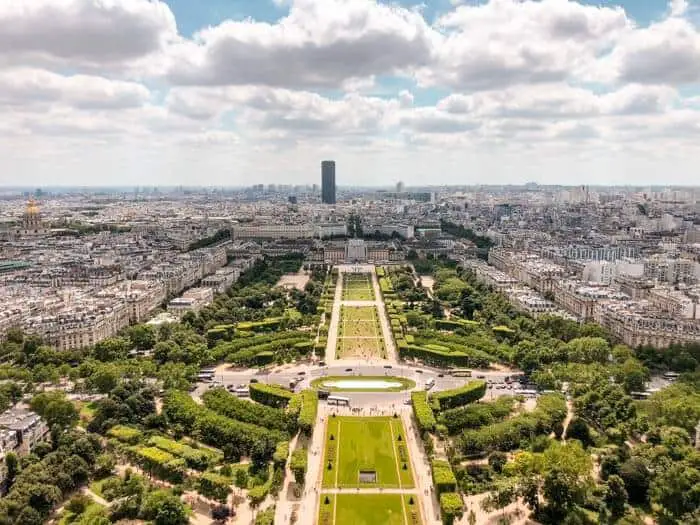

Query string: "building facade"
[[321, 160, 336, 204]]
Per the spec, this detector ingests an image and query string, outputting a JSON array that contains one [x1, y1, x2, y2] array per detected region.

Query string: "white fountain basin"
[[322, 379, 403, 390]]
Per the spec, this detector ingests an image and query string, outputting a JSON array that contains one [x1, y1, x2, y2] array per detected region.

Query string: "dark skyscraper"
[[321, 160, 336, 204]]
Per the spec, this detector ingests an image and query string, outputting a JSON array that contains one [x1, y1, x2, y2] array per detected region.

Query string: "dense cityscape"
[[0, 168, 698, 525], [3, 0, 700, 524]]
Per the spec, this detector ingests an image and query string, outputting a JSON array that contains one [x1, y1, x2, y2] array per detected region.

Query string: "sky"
[[2, 0, 700, 187]]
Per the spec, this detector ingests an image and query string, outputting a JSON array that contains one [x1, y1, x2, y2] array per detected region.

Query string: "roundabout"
[[310, 375, 416, 392]]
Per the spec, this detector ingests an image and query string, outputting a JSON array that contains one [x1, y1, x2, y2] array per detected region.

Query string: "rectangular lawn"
[[322, 416, 414, 489], [342, 273, 375, 301], [337, 306, 386, 358], [318, 494, 422, 525]]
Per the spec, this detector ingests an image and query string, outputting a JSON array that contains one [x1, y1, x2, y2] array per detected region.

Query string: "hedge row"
[[197, 472, 233, 503], [237, 318, 283, 332], [411, 391, 436, 432], [249, 382, 295, 408], [459, 394, 567, 455], [298, 389, 319, 435], [148, 435, 221, 471], [163, 391, 286, 460], [273, 441, 289, 467], [128, 446, 186, 484], [202, 387, 297, 433], [433, 319, 479, 332], [438, 397, 514, 434], [290, 448, 308, 485], [107, 425, 141, 444], [400, 344, 488, 368], [430, 381, 486, 411], [431, 459, 457, 495], [440, 492, 464, 525]]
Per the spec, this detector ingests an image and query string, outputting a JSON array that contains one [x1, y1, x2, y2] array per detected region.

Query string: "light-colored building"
[[167, 287, 214, 317]]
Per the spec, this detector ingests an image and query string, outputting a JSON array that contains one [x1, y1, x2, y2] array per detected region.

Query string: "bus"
[[197, 372, 214, 382], [327, 395, 350, 406], [234, 387, 250, 398], [663, 372, 680, 381], [450, 369, 472, 377]]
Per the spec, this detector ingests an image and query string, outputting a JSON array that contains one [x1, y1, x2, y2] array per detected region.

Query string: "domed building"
[[16, 199, 47, 236]]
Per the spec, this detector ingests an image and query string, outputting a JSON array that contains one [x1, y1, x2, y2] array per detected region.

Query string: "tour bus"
[[425, 378, 436, 390], [327, 395, 350, 406], [662, 372, 680, 381], [514, 389, 538, 398], [234, 386, 250, 398], [450, 369, 472, 377], [197, 372, 214, 382]]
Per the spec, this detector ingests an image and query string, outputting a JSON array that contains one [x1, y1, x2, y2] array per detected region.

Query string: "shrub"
[[430, 381, 486, 411], [273, 441, 289, 467], [148, 436, 221, 470], [298, 389, 318, 435], [432, 460, 458, 494], [197, 472, 232, 503], [290, 448, 308, 485], [411, 391, 436, 432], [438, 398, 513, 434], [440, 492, 464, 525], [106, 425, 141, 444], [203, 387, 297, 433], [249, 382, 295, 408]]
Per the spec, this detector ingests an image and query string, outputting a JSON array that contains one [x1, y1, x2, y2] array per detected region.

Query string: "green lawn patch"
[[322, 416, 414, 489], [319, 494, 422, 525], [342, 273, 375, 301], [311, 376, 415, 392]]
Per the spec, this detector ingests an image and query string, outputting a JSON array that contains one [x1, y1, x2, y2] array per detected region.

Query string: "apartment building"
[[0, 405, 49, 486], [167, 287, 214, 317]]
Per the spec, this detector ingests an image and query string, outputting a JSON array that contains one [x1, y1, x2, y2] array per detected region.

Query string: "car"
[[345, 368, 353, 372], [488, 384, 493, 389], [298, 371, 306, 375], [497, 384, 506, 389], [249, 378, 258, 383], [318, 361, 326, 366], [437, 373, 444, 378], [476, 374, 486, 379], [383, 365, 393, 369], [415, 369, 423, 374], [507, 385, 513, 390], [404, 399, 412, 405]]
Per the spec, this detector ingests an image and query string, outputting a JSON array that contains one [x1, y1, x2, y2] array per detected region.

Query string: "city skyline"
[[3, 0, 700, 186]]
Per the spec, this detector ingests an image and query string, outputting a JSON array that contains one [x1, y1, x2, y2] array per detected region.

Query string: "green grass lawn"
[[342, 274, 375, 301], [337, 306, 386, 358], [322, 417, 414, 489], [311, 376, 415, 392], [318, 494, 422, 525]]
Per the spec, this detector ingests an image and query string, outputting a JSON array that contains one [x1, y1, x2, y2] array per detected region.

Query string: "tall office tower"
[[321, 160, 336, 204], [396, 181, 405, 193]]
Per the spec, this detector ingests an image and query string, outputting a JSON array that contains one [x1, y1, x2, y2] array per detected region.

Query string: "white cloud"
[[0, 0, 177, 70], [420, 0, 630, 90], [165, 0, 437, 89], [0, 68, 151, 110]]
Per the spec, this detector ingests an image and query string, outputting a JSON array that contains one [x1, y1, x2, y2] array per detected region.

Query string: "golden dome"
[[25, 199, 40, 215]]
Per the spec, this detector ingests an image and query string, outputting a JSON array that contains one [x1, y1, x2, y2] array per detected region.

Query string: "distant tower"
[[396, 181, 405, 193], [321, 160, 336, 204], [20, 199, 45, 236]]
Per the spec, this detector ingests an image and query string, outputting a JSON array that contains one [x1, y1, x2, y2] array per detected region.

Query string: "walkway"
[[325, 273, 344, 364], [274, 433, 300, 525], [294, 407, 328, 525]]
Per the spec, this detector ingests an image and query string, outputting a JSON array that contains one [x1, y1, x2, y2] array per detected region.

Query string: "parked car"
[[345, 368, 353, 372], [298, 371, 306, 375], [437, 374, 444, 378], [249, 378, 258, 383], [476, 374, 486, 379], [383, 365, 393, 369]]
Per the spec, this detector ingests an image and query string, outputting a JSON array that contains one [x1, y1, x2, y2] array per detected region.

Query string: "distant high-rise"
[[321, 160, 336, 204], [396, 181, 405, 193]]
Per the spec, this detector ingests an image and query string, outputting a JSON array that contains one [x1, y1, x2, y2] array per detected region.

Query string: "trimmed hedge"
[[432, 459, 457, 495], [255, 507, 275, 525], [290, 448, 308, 485], [273, 441, 289, 467], [249, 382, 295, 408], [430, 381, 486, 411], [411, 391, 436, 432], [148, 436, 221, 471], [459, 393, 567, 455], [107, 425, 141, 444], [298, 389, 318, 435], [438, 398, 514, 434], [203, 387, 297, 433], [237, 318, 282, 332], [197, 472, 232, 503], [163, 391, 286, 460], [400, 344, 489, 368], [128, 446, 186, 484], [440, 492, 464, 525]]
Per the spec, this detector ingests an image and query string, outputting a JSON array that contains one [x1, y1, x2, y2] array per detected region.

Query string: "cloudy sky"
[[2, 0, 700, 187]]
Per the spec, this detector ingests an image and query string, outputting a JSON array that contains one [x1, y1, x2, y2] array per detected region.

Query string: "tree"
[[488, 452, 508, 474], [605, 475, 628, 520], [649, 463, 700, 520], [234, 468, 249, 489], [5, 452, 18, 487], [88, 364, 119, 393], [128, 325, 156, 351], [140, 490, 188, 525], [565, 418, 593, 447], [619, 458, 649, 504], [30, 392, 78, 429], [615, 359, 648, 393], [15, 507, 43, 525], [93, 337, 130, 361]]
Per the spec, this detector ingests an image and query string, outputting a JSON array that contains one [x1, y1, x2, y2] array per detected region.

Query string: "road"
[[195, 362, 522, 406]]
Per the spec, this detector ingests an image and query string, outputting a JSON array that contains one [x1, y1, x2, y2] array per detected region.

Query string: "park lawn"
[[342, 274, 375, 301], [310, 376, 415, 392], [319, 494, 419, 525], [391, 419, 415, 488], [336, 336, 385, 359], [323, 417, 413, 489]]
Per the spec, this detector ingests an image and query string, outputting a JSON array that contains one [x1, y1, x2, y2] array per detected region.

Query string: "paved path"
[[274, 433, 300, 525], [295, 407, 328, 525], [325, 272, 344, 364]]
